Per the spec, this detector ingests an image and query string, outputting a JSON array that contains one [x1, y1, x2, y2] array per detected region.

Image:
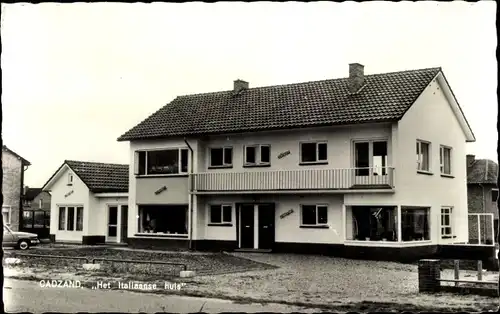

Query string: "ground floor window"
[[209, 204, 232, 224], [350, 206, 397, 241], [301, 204, 328, 226], [2, 205, 12, 225], [401, 207, 430, 241], [58, 206, 83, 231], [441, 207, 453, 238], [138, 205, 188, 235]]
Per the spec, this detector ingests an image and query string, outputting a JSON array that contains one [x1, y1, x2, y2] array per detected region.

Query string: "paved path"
[[3, 278, 324, 313]]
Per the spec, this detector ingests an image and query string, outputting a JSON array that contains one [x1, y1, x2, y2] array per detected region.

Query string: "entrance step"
[[234, 248, 272, 253]]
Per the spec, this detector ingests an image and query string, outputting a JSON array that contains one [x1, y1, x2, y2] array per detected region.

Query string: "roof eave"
[[117, 119, 398, 142], [436, 71, 476, 142]]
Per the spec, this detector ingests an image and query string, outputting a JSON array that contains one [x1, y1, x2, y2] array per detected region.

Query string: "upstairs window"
[[209, 147, 233, 168], [440, 146, 452, 175], [416, 140, 431, 172], [39, 199, 43, 209], [300, 142, 327, 164], [135, 148, 189, 176], [67, 173, 73, 185], [492, 189, 499, 202], [354, 140, 388, 176], [244, 145, 271, 166]]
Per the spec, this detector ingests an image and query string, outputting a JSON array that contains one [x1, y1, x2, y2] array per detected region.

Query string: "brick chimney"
[[233, 79, 249, 94], [348, 63, 365, 94], [466, 154, 475, 167]]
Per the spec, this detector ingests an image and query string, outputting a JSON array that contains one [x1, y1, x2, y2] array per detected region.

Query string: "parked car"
[[2, 224, 40, 250]]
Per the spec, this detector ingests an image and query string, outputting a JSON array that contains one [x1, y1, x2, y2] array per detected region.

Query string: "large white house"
[[47, 64, 477, 260], [114, 63, 475, 259]]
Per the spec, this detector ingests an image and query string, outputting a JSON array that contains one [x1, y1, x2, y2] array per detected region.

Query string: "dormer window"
[[67, 173, 73, 186]]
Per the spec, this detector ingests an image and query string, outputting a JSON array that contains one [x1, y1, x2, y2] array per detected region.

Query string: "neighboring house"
[[2, 145, 31, 231], [113, 63, 476, 259], [42, 160, 128, 244], [21, 187, 52, 238], [466, 154, 499, 244]]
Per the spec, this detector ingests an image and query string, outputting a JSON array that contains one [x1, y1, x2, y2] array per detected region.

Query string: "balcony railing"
[[191, 167, 395, 193]]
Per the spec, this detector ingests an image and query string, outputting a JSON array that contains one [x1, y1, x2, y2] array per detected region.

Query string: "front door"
[[120, 205, 128, 243], [239, 204, 255, 249], [258, 204, 275, 249], [107, 206, 118, 242]]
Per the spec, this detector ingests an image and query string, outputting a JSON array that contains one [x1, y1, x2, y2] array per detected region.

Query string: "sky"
[[1, 1, 497, 187]]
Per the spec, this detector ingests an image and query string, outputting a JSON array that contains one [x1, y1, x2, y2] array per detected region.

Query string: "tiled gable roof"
[[467, 159, 498, 185], [118, 67, 441, 141], [65, 160, 129, 193]]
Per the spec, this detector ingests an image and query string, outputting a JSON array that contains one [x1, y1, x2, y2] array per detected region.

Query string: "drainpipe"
[[19, 164, 30, 231], [184, 138, 194, 251]]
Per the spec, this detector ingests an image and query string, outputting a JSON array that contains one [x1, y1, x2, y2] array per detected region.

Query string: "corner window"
[[491, 189, 498, 202], [402, 207, 430, 241], [441, 207, 453, 238], [209, 205, 232, 224], [416, 140, 431, 172], [138, 205, 188, 235], [300, 142, 327, 164], [209, 147, 233, 167], [244, 145, 271, 166], [440, 146, 452, 175], [2, 205, 12, 225], [301, 205, 328, 226], [349, 206, 397, 241], [135, 148, 189, 176]]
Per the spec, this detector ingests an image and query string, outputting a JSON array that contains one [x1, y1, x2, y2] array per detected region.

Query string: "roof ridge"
[[65, 159, 129, 167], [176, 67, 442, 98]]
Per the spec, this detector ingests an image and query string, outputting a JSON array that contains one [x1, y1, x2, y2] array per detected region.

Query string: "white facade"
[[45, 165, 128, 243], [125, 74, 474, 251]]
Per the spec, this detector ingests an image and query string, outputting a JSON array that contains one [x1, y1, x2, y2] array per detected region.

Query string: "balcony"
[[191, 167, 395, 193]]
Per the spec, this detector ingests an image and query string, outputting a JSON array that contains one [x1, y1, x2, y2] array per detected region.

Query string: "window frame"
[[208, 146, 233, 168], [67, 173, 73, 186], [39, 199, 43, 209], [440, 206, 454, 238], [439, 145, 452, 176], [2, 205, 12, 225], [300, 204, 329, 227], [299, 141, 328, 165], [491, 189, 498, 202], [244, 144, 271, 167], [352, 139, 389, 175], [208, 204, 233, 226], [58, 205, 84, 232], [416, 140, 431, 173], [134, 148, 189, 176]]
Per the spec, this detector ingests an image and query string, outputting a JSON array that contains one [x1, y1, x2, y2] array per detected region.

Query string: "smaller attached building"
[[467, 155, 499, 244], [42, 160, 129, 244]]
